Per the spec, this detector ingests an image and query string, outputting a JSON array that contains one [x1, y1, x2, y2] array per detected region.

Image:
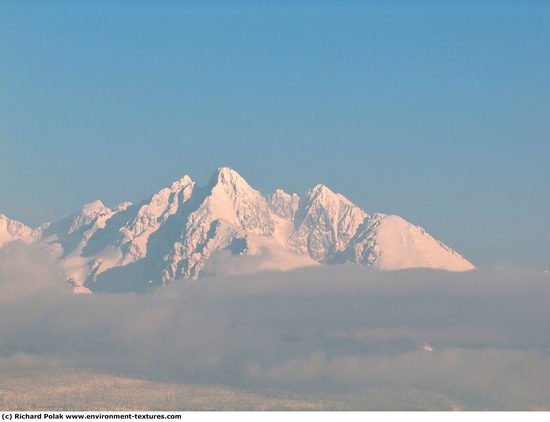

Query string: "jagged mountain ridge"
[[0, 167, 475, 292], [0, 214, 40, 247]]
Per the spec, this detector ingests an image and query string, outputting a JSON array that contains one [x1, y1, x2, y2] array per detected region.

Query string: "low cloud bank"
[[1, 242, 550, 408]]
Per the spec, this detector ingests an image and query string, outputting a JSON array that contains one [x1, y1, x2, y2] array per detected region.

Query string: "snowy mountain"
[[0, 214, 39, 247], [338, 213, 474, 271], [289, 184, 368, 262], [0, 167, 475, 292]]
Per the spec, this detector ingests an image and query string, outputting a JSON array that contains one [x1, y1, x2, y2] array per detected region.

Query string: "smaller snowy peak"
[[56, 176, 196, 289], [0, 214, 35, 247], [82, 200, 107, 215], [290, 184, 368, 261], [115, 175, 195, 262], [202, 167, 273, 233], [307, 184, 333, 200], [37, 200, 117, 266], [269, 189, 300, 219], [132, 175, 194, 223], [169, 175, 194, 192], [209, 167, 255, 196], [303, 184, 361, 212], [363, 214, 475, 272], [68, 200, 112, 234], [115, 201, 133, 212]]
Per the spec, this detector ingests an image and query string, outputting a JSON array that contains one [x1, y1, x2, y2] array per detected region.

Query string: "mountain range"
[[0, 167, 474, 293]]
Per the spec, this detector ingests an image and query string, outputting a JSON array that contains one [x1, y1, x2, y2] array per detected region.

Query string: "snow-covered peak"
[[208, 167, 255, 197], [299, 184, 368, 229], [371, 215, 475, 271], [115, 201, 133, 212], [307, 184, 333, 201], [269, 189, 300, 219], [214, 166, 244, 183], [155, 175, 195, 203], [308, 183, 332, 195], [306, 184, 357, 208], [201, 167, 272, 230], [0, 213, 13, 222], [113, 175, 195, 263], [217, 166, 240, 178], [289, 184, 368, 261], [82, 200, 107, 215], [0, 214, 35, 247], [54, 200, 114, 235], [165, 167, 275, 280], [340, 214, 475, 271], [169, 175, 194, 192]]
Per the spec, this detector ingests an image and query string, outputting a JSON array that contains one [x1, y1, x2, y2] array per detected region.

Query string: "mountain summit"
[[0, 167, 474, 292]]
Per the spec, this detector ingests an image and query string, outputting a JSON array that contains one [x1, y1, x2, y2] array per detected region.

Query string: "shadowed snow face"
[[1, 242, 549, 409]]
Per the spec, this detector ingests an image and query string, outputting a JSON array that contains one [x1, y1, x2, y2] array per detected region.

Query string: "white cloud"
[[1, 243, 550, 409]]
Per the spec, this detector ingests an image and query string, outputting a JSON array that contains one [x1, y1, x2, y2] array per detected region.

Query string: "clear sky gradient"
[[1, 1, 549, 267]]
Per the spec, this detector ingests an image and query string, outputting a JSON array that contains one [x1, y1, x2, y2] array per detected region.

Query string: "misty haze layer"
[[1, 242, 550, 410]]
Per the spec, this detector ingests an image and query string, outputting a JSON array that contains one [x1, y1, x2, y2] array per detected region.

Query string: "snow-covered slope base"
[[0, 167, 474, 292]]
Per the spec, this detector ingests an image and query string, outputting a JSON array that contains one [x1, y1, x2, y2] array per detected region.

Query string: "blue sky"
[[1, 1, 549, 267]]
